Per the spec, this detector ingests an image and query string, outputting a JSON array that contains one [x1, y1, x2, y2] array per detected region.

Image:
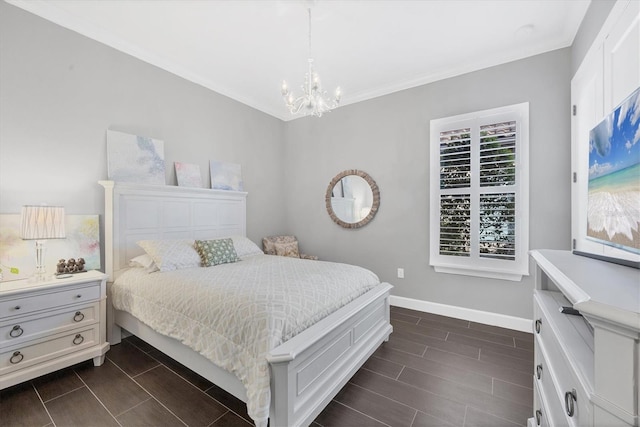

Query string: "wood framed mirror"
[[325, 170, 380, 229]]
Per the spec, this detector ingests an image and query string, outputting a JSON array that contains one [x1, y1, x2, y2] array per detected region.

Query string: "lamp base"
[[34, 240, 47, 279]]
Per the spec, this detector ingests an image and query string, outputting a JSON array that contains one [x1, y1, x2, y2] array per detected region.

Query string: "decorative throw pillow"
[[263, 235, 296, 255], [137, 239, 201, 272], [194, 238, 240, 267], [274, 240, 300, 258]]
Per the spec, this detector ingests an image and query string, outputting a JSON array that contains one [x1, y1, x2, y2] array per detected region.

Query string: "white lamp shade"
[[20, 205, 66, 240]]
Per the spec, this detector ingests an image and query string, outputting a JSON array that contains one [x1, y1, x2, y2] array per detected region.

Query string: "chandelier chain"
[[307, 8, 312, 59], [280, 6, 341, 118]]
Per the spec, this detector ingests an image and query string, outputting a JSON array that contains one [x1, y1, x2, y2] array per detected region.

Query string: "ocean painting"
[[587, 87, 640, 254], [107, 130, 165, 185]]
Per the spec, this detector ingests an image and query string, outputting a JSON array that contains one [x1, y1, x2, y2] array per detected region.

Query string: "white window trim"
[[429, 102, 530, 281]]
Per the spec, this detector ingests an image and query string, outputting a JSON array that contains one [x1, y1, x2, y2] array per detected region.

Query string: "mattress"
[[111, 254, 379, 426]]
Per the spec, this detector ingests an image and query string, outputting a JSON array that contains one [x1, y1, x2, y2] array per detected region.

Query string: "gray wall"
[[571, 0, 617, 76], [284, 48, 572, 319], [0, 2, 287, 247], [3, 0, 607, 320]]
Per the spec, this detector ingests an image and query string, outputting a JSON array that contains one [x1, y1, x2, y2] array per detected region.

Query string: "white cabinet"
[[0, 270, 109, 389], [529, 250, 639, 427]]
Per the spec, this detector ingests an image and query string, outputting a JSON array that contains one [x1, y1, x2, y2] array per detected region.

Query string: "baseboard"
[[389, 295, 533, 333]]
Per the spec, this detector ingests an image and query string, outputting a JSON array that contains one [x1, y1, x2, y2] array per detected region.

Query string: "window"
[[430, 103, 529, 281]]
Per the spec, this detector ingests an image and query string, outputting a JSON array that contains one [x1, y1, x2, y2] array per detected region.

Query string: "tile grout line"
[[408, 409, 418, 427], [465, 401, 529, 427], [330, 396, 393, 427], [113, 396, 153, 418], [30, 381, 56, 427], [207, 410, 233, 427], [346, 377, 460, 426], [37, 383, 86, 404], [395, 365, 406, 381], [377, 346, 534, 395], [106, 358, 189, 427], [120, 345, 255, 425], [463, 405, 469, 427], [202, 384, 254, 425], [143, 349, 254, 424], [72, 366, 125, 427]]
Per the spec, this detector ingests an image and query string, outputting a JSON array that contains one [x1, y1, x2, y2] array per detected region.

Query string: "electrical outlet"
[[397, 268, 404, 279]]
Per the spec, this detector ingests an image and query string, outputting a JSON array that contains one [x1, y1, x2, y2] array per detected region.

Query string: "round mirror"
[[325, 170, 380, 228]]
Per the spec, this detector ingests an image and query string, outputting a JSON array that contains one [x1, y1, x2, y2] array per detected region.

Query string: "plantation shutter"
[[478, 121, 517, 261], [430, 103, 529, 281]]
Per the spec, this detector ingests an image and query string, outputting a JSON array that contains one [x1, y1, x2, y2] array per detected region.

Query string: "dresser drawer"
[[0, 283, 101, 319], [534, 292, 592, 427], [0, 303, 98, 348], [533, 380, 550, 427], [0, 325, 98, 375], [534, 340, 571, 426]]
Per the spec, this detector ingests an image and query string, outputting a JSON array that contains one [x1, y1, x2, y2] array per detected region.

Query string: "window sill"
[[433, 265, 528, 282]]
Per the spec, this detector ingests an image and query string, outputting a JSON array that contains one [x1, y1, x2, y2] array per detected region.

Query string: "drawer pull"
[[565, 388, 577, 417], [10, 351, 24, 364], [73, 311, 85, 322], [10, 325, 24, 338], [72, 334, 84, 345], [14, 305, 21, 311], [535, 409, 542, 425], [535, 318, 542, 334], [536, 364, 543, 380], [75, 294, 82, 299]]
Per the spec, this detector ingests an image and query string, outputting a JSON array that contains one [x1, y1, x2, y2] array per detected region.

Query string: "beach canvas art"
[[175, 162, 203, 188], [107, 130, 165, 185], [587, 86, 640, 254], [0, 214, 101, 281], [210, 161, 243, 191]]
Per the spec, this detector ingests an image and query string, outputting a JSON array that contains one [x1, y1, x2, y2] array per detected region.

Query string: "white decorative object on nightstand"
[[529, 250, 639, 427], [0, 270, 109, 389]]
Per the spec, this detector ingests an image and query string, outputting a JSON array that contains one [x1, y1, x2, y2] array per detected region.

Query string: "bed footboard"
[[110, 282, 392, 426], [267, 282, 393, 427]]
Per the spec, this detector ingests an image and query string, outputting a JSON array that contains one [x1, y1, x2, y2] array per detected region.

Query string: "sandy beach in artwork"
[[587, 171, 640, 251]]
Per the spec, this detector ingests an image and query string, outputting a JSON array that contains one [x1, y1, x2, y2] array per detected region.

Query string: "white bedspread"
[[111, 254, 379, 426]]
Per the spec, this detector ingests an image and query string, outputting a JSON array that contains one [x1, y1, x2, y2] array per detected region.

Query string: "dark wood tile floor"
[[1, 307, 533, 427]]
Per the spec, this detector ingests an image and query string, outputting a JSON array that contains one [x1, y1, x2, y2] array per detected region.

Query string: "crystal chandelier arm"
[[280, 6, 340, 117]]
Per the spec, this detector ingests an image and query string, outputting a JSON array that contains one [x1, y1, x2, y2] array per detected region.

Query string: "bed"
[[99, 181, 393, 427]]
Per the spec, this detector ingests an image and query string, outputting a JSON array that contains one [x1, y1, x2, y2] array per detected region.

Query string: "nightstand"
[[0, 270, 109, 389]]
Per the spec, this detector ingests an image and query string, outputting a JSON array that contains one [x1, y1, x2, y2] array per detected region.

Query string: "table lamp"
[[20, 205, 66, 279]]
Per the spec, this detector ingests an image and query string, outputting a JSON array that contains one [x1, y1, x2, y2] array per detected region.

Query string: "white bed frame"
[[99, 181, 393, 427]]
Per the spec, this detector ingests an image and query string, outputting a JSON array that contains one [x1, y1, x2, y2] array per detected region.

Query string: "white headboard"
[[99, 181, 247, 281]]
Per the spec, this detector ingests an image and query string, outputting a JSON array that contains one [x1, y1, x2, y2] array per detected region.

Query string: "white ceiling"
[[7, 0, 591, 121]]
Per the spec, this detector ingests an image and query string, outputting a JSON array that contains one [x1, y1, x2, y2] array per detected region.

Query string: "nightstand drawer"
[[0, 303, 98, 348], [0, 283, 100, 319], [0, 325, 98, 375]]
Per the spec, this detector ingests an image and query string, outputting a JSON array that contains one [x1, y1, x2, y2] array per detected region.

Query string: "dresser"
[[0, 270, 109, 389], [529, 250, 639, 427]]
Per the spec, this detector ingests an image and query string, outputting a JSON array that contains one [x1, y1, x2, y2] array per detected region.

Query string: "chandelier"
[[281, 7, 341, 117]]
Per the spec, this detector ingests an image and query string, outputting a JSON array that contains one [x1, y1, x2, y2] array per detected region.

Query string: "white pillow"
[[137, 239, 201, 272], [128, 254, 160, 273], [129, 254, 154, 268], [230, 236, 264, 259]]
